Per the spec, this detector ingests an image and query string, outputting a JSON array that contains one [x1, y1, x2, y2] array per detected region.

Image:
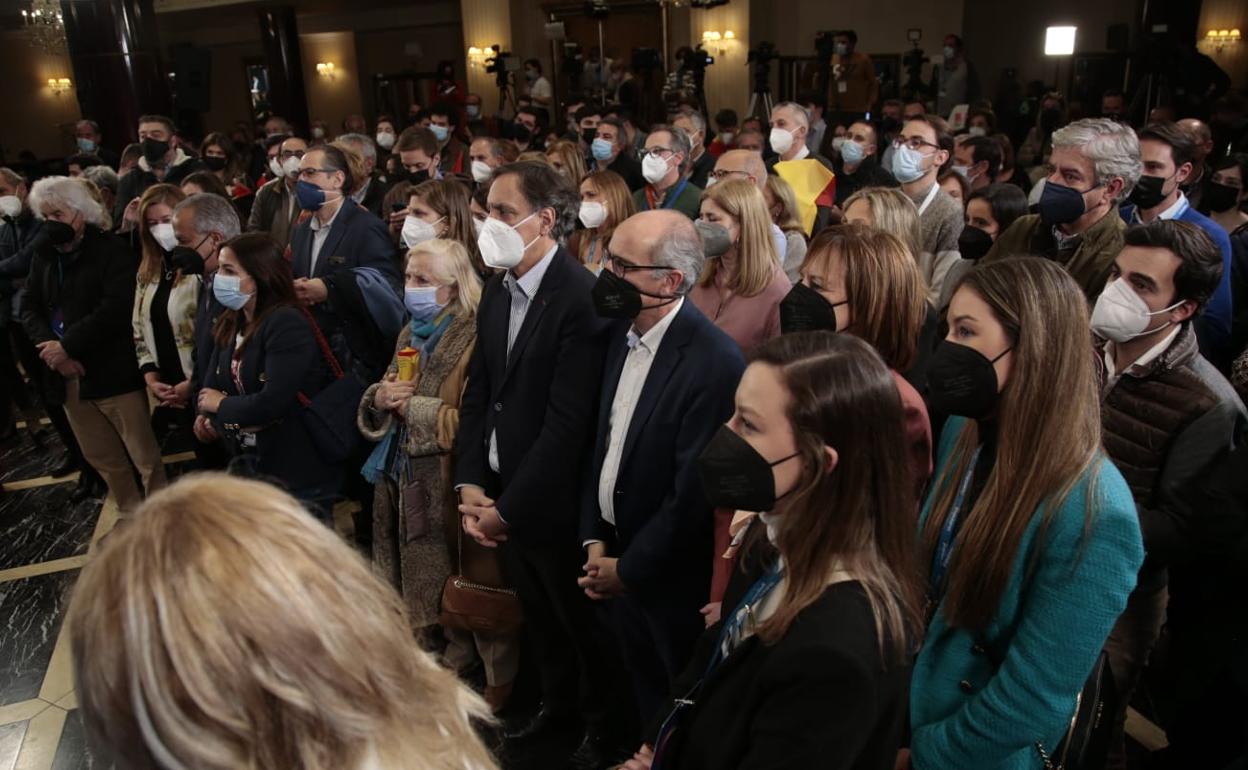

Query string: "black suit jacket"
[[356, 174, 390, 220], [579, 300, 743, 600], [204, 306, 334, 491], [189, 271, 226, 403], [454, 247, 610, 543], [290, 201, 401, 379], [658, 581, 913, 770]]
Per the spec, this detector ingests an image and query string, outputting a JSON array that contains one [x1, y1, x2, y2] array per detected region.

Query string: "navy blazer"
[[204, 306, 335, 493], [189, 271, 225, 403], [580, 299, 744, 600], [454, 246, 610, 543], [289, 201, 401, 378]]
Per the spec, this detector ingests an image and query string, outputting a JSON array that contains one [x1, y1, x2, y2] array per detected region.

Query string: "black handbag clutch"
[[1035, 649, 1117, 770], [296, 308, 365, 464]]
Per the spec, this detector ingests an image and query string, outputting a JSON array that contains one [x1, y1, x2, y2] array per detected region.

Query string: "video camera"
[[485, 45, 521, 88], [747, 41, 778, 66], [683, 44, 714, 72], [901, 30, 928, 97]]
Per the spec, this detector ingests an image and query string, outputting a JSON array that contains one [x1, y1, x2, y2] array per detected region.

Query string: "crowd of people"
[[3, 40, 1248, 770]]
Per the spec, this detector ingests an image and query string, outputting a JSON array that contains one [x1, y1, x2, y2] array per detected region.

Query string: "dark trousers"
[[9, 323, 93, 475], [497, 535, 620, 727], [606, 590, 706, 728], [0, 324, 33, 421]]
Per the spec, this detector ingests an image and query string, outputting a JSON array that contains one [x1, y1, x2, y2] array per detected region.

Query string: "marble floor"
[[0, 419, 197, 770]]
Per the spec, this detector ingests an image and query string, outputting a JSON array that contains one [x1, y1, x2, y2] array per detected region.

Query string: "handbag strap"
[[295, 306, 344, 407]]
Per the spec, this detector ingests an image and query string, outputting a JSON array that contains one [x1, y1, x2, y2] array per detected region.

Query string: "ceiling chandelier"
[[20, 1, 67, 55]]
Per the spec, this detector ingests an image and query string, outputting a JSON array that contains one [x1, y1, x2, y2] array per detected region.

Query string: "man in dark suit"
[[455, 161, 623, 767], [334, 133, 390, 220], [578, 210, 744, 725], [290, 144, 402, 382]]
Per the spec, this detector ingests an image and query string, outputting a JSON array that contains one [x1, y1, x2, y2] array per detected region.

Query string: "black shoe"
[[70, 474, 105, 503], [502, 705, 579, 743], [568, 731, 630, 770], [50, 456, 77, 478]]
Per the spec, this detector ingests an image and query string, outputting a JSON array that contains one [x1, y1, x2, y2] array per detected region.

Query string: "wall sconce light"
[[46, 77, 71, 95], [701, 30, 737, 56], [316, 61, 336, 79], [1206, 28, 1242, 53], [467, 46, 489, 69]]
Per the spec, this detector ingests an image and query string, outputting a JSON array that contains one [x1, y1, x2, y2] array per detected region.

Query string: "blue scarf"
[[361, 311, 455, 485]]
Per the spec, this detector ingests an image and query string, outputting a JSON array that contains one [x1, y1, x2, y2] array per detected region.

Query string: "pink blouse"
[[689, 263, 792, 354]]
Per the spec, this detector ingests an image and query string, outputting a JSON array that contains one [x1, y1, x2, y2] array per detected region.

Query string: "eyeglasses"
[[606, 254, 674, 277], [638, 147, 675, 161], [709, 169, 751, 181], [297, 167, 336, 180], [893, 136, 940, 152]]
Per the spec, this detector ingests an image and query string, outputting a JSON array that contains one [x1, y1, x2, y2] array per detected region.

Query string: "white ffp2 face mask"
[[150, 222, 178, 252], [1090, 277, 1183, 343], [401, 215, 443, 249], [579, 201, 607, 229], [0, 196, 21, 219], [769, 127, 795, 156], [471, 160, 494, 184], [477, 212, 539, 270], [641, 153, 671, 185]]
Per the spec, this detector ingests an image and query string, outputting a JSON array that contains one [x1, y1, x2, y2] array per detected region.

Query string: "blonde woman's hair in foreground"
[[66, 473, 497, 770]]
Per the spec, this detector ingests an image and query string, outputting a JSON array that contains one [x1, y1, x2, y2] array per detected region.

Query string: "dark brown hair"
[[1124, 219, 1223, 311], [212, 233, 298, 348], [751, 331, 924, 663], [1137, 121, 1198, 169], [395, 126, 439, 156]]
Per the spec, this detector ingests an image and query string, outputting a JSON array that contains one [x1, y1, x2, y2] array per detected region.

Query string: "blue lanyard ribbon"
[[928, 446, 982, 604]]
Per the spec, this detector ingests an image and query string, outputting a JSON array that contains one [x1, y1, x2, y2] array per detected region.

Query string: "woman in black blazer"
[[196, 233, 339, 517], [627, 332, 924, 770]]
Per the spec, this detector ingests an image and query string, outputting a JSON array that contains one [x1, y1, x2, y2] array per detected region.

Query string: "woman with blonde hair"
[[403, 179, 487, 276], [358, 238, 518, 711], [782, 224, 932, 489], [690, 178, 791, 352], [545, 139, 587, 183], [842, 186, 925, 275], [132, 183, 198, 427], [909, 257, 1143, 769], [569, 170, 637, 273], [763, 175, 807, 281], [66, 474, 498, 770]]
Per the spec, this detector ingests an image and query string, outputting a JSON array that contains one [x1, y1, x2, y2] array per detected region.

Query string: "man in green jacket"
[[633, 125, 703, 221], [982, 118, 1141, 302]]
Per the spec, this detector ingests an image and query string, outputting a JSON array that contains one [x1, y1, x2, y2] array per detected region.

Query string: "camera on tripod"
[[485, 45, 521, 88], [901, 30, 928, 96], [747, 41, 778, 66], [684, 44, 714, 72]]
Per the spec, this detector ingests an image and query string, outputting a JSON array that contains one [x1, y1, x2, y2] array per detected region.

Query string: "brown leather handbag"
[[438, 527, 523, 634]]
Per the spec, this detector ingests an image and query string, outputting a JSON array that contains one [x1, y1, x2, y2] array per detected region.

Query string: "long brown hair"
[[137, 183, 186, 284], [803, 224, 927, 371], [410, 179, 484, 275], [578, 170, 636, 264], [920, 257, 1102, 631], [66, 474, 497, 770], [752, 331, 924, 663], [698, 178, 780, 297], [211, 233, 298, 348]]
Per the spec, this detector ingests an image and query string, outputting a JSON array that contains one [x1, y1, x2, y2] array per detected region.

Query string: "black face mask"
[[696, 425, 801, 513], [44, 219, 77, 246], [141, 137, 171, 167], [1129, 174, 1173, 210], [1037, 180, 1090, 226], [926, 340, 1011, 420], [881, 116, 902, 135], [591, 267, 678, 319], [581, 127, 598, 145], [957, 225, 994, 261], [779, 282, 846, 334], [406, 168, 431, 186], [203, 156, 228, 172], [512, 124, 533, 144], [1204, 180, 1241, 213], [169, 233, 212, 275]]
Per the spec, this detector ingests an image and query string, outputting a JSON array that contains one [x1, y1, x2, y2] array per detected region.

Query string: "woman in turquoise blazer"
[[909, 258, 1144, 770]]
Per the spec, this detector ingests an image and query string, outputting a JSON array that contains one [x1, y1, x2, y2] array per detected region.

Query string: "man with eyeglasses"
[[247, 135, 307, 249], [631, 125, 702, 221], [580, 209, 743, 741], [891, 113, 964, 303]]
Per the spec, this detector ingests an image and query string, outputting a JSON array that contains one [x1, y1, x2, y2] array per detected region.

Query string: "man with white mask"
[[456, 160, 630, 766], [631, 125, 702, 220], [247, 135, 307, 248], [1091, 219, 1246, 769]]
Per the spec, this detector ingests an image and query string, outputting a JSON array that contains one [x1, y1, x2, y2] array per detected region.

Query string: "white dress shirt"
[[594, 298, 684, 530], [1101, 324, 1182, 397], [1130, 192, 1189, 224], [488, 243, 559, 473], [307, 198, 345, 276]]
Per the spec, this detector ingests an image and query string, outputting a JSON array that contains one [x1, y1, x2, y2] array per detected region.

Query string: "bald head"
[[1178, 118, 1213, 162], [714, 149, 768, 190], [613, 210, 704, 293]]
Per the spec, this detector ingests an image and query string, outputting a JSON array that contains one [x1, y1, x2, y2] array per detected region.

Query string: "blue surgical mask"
[[840, 140, 866, 165], [591, 138, 615, 162], [891, 144, 931, 184], [430, 124, 450, 143], [405, 285, 446, 321], [76, 137, 97, 154], [213, 274, 252, 310]]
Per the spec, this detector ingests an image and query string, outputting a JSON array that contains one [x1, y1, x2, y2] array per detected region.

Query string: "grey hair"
[[174, 193, 241, 240], [494, 161, 580, 241], [676, 110, 707, 137], [81, 164, 119, 194], [1051, 118, 1142, 202], [652, 219, 705, 293], [773, 101, 811, 128], [650, 124, 693, 174], [335, 133, 377, 162], [76, 119, 101, 135], [29, 176, 109, 229]]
